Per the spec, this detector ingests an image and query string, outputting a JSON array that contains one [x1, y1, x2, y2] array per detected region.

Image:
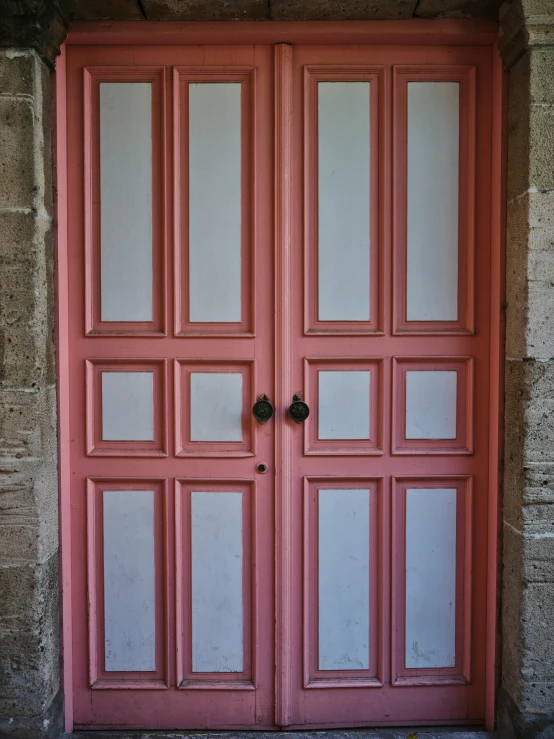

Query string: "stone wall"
[[0, 49, 62, 738], [498, 0, 554, 737]]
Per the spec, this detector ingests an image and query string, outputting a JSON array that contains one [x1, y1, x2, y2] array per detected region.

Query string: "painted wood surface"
[[103, 490, 156, 671], [190, 372, 243, 442], [318, 82, 370, 322], [191, 491, 243, 672], [189, 83, 242, 323], [99, 82, 153, 322], [62, 34, 498, 731], [101, 371, 154, 441], [407, 82, 459, 322], [318, 370, 371, 440], [318, 488, 370, 670], [405, 370, 457, 440], [405, 487, 457, 668]]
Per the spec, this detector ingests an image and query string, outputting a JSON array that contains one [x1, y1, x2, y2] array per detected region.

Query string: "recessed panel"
[[189, 83, 241, 323], [100, 82, 153, 323], [405, 488, 457, 669], [318, 488, 370, 670], [102, 371, 154, 441], [190, 372, 243, 442], [318, 82, 370, 322], [407, 82, 459, 322], [191, 491, 243, 672], [405, 370, 457, 440], [103, 490, 155, 672], [318, 370, 370, 440]]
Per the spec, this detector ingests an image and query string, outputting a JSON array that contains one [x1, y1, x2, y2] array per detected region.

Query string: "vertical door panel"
[[317, 82, 371, 322], [191, 491, 244, 673], [68, 44, 275, 730], [188, 83, 242, 324], [406, 82, 459, 323], [304, 66, 382, 334], [99, 82, 153, 323], [287, 43, 492, 727], [404, 487, 457, 668], [393, 66, 477, 334], [174, 68, 255, 335], [84, 67, 165, 335], [87, 479, 168, 689], [318, 488, 371, 670], [103, 490, 156, 672]]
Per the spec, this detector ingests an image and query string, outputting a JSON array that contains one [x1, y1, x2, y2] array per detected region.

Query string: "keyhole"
[[256, 462, 268, 474]]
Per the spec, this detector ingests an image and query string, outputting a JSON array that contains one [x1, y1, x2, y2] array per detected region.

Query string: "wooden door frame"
[[55, 20, 506, 732]]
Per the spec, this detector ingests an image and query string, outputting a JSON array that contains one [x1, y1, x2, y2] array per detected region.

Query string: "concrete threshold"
[[68, 729, 490, 739]]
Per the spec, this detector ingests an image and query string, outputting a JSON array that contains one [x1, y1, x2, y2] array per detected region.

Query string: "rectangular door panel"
[[68, 43, 275, 730], [286, 43, 492, 728]]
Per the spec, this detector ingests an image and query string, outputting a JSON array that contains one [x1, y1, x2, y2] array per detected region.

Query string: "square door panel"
[[303, 477, 382, 688], [86, 478, 168, 689], [392, 357, 473, 454], [392, 476, 472, 685], [304, 358, 383, 455], [86, 360, 167, 456], [175, 361, 254, 456]]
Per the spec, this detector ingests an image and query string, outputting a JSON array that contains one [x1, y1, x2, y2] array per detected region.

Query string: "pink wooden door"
[[282, 43, 492, 726], [66, 44, 276, 729], [64, 36, 496, 730]]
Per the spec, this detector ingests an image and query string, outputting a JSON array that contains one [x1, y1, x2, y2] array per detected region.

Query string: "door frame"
[[55, 20, 506, 733]]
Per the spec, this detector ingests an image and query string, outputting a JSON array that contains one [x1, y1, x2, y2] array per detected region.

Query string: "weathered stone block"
[[522, 503, 554, 533], [523, 362, 554, 464], [0, 96, 36, 209], [523, 534, 554, 582], [507, 51, 531, 201], [0, 555, 59, 717], [529, 106, 554, 192], [0, 211, 55, 388], [69, 0, 144, 19], [415, 0, 501, 19], [523, 467, 554, 506], [530, 50, 554, 105], [528, 193, 554, 251], [270, 0, 417, 20], [521, 0, 554, 17], [527, 282, 554, 359], [502, 523, 525, 696], [520, 679, 554, 715], [504, 359, 529, 527], [0, 385, 59, 561], [141, 0, 267, 20], [0, 51, 35, 97], [505, 193, 530, 360]]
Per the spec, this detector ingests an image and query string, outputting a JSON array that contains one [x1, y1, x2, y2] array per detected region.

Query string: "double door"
[[66, 39, 494, 729]]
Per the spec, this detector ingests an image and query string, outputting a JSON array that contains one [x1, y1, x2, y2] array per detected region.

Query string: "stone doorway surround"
[[0, 1, 553, 737]]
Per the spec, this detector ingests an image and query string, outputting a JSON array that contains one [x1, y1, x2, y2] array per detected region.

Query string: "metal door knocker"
[[252, 395, 274, 424], [288, 394, 310, 424]]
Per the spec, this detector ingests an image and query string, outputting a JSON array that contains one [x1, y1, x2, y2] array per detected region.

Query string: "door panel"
[[65, 39, 495, 730], [67, 44, 275, 729], [286, 44, 492, 726]]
